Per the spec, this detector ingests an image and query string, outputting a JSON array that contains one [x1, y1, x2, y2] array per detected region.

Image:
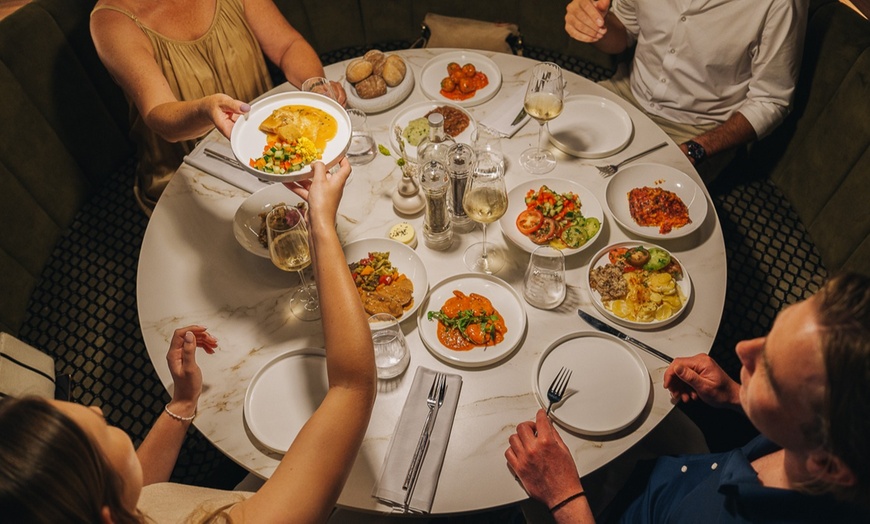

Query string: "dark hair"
[[0, 397, 144, 523], [814, 272, 870, 505]]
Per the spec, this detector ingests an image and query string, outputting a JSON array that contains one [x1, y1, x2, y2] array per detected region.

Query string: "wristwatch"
[[684, 140, 707, 165]]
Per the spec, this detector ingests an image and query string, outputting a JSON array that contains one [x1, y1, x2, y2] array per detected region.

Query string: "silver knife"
[[577, 309, 674, 363], [510, 108, 527, 126]]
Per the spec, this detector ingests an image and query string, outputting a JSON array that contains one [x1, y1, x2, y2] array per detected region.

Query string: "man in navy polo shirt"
[[507, 272, 870, 522]]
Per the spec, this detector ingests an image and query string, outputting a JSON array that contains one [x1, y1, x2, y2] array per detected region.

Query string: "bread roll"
[[345, 59, 373, 84], [354, 75, 386, 99], [363, 50, 386, 75], [381, 55, 407, 87]]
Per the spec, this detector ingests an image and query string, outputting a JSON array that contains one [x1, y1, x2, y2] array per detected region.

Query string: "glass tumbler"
[[523, 246, 567, 309], [346, 108, 377, 165], [368, 313, 410, 379]]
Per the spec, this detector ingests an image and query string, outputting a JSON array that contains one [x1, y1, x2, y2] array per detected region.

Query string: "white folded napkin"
[[479, 88, 531, 138], [183, 138, 272, 194], [373, 367, 462, 513]]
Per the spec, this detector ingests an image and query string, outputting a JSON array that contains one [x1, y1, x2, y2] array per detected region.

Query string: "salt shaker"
[[418, 160, 453, 250], [446, 143, 475, 233]]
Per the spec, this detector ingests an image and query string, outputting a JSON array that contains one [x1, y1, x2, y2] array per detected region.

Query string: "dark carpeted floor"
[[16, 47, 828, 520]]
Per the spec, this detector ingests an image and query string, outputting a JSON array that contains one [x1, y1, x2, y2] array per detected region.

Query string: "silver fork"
[[596, 142, 668, 177], [402, 373, 447, 512], [546, 367, 572, 416]]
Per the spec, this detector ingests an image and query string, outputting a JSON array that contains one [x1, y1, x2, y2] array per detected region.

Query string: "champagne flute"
[[266, 204, 320, 321], [463, 150, 508, 274], [520, 62, 564, 174]]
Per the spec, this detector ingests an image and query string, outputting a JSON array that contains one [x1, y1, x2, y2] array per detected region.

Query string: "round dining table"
[[137, 49, 726, 515]]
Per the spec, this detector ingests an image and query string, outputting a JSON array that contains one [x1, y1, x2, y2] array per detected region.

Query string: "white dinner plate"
[[344, 58, 416, 114], [343, 238, 429, 322], [417, 274, 527, 368], [547, 95, 633, 158], [230, 92, 352, 183], [535, 332, 650, 435], [419, 51, 502, 107], [587, 241, 693, 329], [233, 184, 304, 258], [388, 100, 476, 163], [243, 348, 327, 453], [605, 163, 708, 239], [499, 178, 604, 255]]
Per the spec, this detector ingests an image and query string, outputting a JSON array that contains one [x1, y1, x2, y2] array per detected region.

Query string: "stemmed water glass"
[[266, 204, 320, 321], [462, 150, 508, 274], [519, 62, 564, 174]]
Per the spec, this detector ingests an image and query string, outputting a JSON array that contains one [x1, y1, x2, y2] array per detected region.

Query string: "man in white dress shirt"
[[565, 0, 808, 183]]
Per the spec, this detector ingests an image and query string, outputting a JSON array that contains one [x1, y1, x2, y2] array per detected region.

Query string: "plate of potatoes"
[[343, 50, 415, 114]]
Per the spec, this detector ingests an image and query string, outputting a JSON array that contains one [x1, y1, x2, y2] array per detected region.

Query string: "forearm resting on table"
[[135, 399, 197, 485]]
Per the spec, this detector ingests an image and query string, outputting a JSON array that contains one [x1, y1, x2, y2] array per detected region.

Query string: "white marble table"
[[137, 49, 726, 515]]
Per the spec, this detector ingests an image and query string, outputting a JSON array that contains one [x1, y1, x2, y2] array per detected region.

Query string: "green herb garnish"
[[427, 309, 501, 344], [378, 144, 391, 156]]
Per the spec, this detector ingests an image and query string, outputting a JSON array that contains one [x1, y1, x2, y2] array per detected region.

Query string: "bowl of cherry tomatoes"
[[420, 51, 502, 107]]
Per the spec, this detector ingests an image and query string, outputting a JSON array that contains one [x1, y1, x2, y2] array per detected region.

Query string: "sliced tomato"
[[516, 208, 544, 235], [529, 217, 557, 244]]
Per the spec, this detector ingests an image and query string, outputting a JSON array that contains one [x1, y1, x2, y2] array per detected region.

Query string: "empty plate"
[[535, 332, 650, 435], [547, 95, 633, 158], [244, 348, 327, 453]]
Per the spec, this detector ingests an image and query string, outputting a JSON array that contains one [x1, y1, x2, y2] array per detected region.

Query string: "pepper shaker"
[[446, 143, 476, 233]]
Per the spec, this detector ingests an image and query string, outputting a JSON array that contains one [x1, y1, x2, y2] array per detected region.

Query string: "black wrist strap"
[[549, 491, 586, 513]]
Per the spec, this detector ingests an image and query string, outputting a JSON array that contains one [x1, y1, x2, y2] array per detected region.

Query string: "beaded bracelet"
[[549, 491, 585, 513], [164, 404, 197, 422]]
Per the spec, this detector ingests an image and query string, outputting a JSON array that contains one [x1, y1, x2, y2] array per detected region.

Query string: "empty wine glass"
[[266, 204, 320, 321], [463, 150, 508, 274], [520, 62, 564, 174]]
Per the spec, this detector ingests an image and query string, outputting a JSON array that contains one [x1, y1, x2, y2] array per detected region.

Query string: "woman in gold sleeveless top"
[[90, 0, 345, 215]]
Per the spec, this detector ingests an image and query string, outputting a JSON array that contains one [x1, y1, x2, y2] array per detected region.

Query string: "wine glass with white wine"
[[266, 204, 320, 321], [520, 62, 564, 174], [463, 150, 508, 274]]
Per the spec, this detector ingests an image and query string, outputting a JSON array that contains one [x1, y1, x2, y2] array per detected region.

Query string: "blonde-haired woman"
[[0, 159, 376, 523]]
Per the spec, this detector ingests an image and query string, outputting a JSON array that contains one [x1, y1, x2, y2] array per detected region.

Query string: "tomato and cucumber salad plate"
[[501, 179, 604, 255]]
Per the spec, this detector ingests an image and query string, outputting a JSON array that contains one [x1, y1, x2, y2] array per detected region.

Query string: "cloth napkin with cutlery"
[[479, 88, 531, 138], [183, 137, 272, 194], [373, 367, 463, 513]]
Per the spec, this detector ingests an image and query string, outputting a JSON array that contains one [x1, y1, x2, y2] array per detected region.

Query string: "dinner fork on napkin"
[[373, 367, 463, 514], [183, 138, 272, 194], [479, 88, 531, 138]]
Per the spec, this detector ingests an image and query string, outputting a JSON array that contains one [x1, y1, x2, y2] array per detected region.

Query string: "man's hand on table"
[[506, 409, 584, 506]]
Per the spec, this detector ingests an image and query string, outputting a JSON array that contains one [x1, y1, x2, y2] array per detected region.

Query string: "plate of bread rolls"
[[343, 50, 415, 114]]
